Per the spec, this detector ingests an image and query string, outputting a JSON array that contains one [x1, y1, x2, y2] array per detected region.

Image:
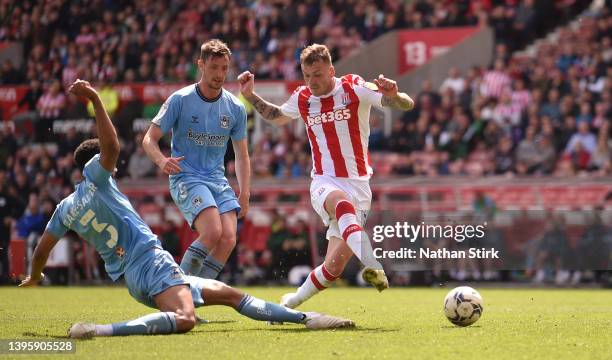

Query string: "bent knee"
[[219, 233, 236, 249], [324, 191, 351, 218], [199, 224, 222, 245]]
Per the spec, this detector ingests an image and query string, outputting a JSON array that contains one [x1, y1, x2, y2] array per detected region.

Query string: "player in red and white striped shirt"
[[238, 44, 414, 309]]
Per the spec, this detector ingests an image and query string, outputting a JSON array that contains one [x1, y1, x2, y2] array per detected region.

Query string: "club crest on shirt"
[[171, 267, 184, 280], [220, 115, 230, 129], [341, 93, 351, 105]]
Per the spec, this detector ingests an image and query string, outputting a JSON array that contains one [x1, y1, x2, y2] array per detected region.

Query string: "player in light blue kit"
[[143, 39, 249, 280], [19, 80, 354, 338]]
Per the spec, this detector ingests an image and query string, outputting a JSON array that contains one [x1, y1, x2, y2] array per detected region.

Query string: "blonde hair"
[[300, 44, 332, 66], [200, 39, 231, 61]]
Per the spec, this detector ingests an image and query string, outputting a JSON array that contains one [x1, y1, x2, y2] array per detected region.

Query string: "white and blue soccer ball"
[[443, 286, 484, 327]]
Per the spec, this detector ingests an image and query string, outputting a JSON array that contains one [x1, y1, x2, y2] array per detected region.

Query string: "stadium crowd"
[[1, 0, 583, 89], [0, 0, 610, 285]]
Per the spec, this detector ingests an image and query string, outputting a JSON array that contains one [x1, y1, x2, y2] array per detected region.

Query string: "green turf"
[[0, 286, 611, 359]]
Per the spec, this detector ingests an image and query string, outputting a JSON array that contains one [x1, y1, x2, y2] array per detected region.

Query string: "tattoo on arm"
[[247, 94, 283, 122], [381, 93, 415, 111]]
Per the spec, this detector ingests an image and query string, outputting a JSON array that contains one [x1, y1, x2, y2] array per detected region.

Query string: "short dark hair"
[[200, 39, 231, 61], [300, 44, 332, 66], [74, 139, 100, 172]]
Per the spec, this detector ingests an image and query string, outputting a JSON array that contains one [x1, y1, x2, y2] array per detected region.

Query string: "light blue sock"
[[199, 255, 224, 279], [110, 312, 177, 336], [180, 240, 209, 275], [236, 294, 305, 324]]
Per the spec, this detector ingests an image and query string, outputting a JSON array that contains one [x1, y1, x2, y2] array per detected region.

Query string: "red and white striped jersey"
[[480, 70, 511, 99], [280, 74, 382, 180]]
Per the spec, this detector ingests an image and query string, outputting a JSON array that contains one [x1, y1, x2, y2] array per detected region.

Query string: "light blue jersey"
[[153, 84, 247, 226], [152, 84, 247, 180], [45, 154, 161, 281]]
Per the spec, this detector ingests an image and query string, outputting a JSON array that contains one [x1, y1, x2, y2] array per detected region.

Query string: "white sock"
[[94, 324, 113, 336], [287, 264, 338, 308]]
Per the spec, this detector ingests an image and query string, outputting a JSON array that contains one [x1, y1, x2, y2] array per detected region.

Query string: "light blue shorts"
[[169, 174, 240, 228], [124, 247, 205, 309]]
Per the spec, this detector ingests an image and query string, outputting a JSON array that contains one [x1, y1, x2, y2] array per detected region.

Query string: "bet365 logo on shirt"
[[307, 109, 351, 127]]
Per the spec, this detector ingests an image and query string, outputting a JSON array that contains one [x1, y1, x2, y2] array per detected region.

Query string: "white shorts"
[[310, 175, 371, 240]]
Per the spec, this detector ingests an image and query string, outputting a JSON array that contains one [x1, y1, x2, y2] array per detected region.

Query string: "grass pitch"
[[0, 286, 611, 360]]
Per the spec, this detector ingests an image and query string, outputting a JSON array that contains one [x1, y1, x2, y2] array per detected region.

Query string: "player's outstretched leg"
[[282, 262, 341, 309], [198, 277, 354, 329], [68, 285, 196, 338], [280, 237, 349, 309]]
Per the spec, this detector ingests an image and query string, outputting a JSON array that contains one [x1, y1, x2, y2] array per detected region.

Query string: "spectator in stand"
[[36, 79, 66, 142], [127, 133, 156, 179], [565, 120, 597, 157], [481, 59, 511, 99], [12, 79, 43, 125], [0, 59, 23, 84], [590, 122, 611, 174], [492, 90, 521, 131], [539, 89, 562, 122], [16, 193, 46, 240], [536, 135, 557, 175], [555, 115, 576, 152], [57, 127, 83, 157], [592, 102, 610, 129], [510, 78, 531, 113], [440, 67, 467, 97], [513, 0, 536, 41], [0, 173, 20, 285], [576, 102, 594, 124], [62, 56, 80, 91], [114, 90, 143, 142], [515, 126, 540, 174], [493, 135, 515, 175], [0, 126, 18, 167]]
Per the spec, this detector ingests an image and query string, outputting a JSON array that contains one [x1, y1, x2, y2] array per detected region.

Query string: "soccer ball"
[[443, 286, 484, 326]]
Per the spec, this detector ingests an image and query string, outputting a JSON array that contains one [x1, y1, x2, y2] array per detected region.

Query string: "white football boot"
[[304, 312, 355, 329]]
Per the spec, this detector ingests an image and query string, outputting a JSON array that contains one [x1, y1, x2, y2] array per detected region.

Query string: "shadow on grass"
[[440, 325, 482, 329], [192, 326, 400, 334], [23, 331, 69, 339], [197, 320, 237, 325]]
